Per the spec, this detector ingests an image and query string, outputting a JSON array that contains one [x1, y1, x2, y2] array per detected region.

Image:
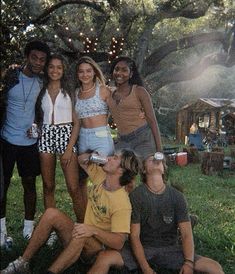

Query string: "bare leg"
[[21, 176, 37, 220], [48, 236, 103, 273], [40, 153, 56, 209], [194, 256, 224, 274], [61, 152, 87, 222], [87, 250, 124, 274], [22, 208, 74, 262]]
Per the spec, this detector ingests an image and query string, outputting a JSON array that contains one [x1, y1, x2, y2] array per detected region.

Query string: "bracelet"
[[184, 258, 194, 265], [184, 262, 194, 270]]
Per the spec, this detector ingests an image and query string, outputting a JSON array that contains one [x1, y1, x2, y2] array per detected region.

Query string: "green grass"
[[1, 149, 235, 274]]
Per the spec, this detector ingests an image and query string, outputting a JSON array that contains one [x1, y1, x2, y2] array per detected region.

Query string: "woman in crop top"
[[35, 55, 86, 222], [75, 56, 114, 156], [108, 56, 162, 159]]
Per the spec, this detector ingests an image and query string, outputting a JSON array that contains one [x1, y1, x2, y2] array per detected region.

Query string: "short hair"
[[24, 40, 51, 60], [110, 56, 143, 86], [119, 149, 140, 186], [76, 56, 106, 86]]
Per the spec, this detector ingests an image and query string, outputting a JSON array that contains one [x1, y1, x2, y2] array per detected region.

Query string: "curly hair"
[[24, 40, 50, 61], [110, 56, 143, 86]]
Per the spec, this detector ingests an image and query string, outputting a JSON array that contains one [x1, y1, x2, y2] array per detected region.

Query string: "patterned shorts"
[[38, 124, 77, 154]]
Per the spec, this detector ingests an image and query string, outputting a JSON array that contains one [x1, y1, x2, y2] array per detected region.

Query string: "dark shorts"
[[115, 124, 156, 159], [0, 138, 40, 178], [121, 243, 200, 271]]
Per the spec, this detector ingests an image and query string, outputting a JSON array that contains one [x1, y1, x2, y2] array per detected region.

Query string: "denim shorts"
[[38, 124, 77, 154], [115, 124, 156, 159], [78, 126, 114, 156]]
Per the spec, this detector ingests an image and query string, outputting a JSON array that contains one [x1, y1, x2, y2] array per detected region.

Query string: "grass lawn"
[[1, 147, 235, 274]]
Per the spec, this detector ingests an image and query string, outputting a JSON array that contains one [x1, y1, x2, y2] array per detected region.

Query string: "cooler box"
[[176, 152, 188, 166]]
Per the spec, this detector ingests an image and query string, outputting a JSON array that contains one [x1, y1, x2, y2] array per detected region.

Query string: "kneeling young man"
[[1, 149, 140, 274], [89, 153, 224, 274]]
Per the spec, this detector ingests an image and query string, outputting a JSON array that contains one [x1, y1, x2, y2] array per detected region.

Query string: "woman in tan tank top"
[[108, 56, 162, 160]]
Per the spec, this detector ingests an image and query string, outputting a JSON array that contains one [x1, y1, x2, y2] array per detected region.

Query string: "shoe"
[[0, 233, 13, 251], [23, 221, 35, 240], [46, 231, 58, 247], [23, 228, 34, 240], [0, 256, 30, 273]]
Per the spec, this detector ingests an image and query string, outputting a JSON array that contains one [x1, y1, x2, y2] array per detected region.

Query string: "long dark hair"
[[110, 56, 143, 86], [35, 54, 72, 125]]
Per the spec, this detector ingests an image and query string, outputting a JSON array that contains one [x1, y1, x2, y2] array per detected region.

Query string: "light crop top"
[[41, 89, 73, 125], [75, 83, 108, 119]]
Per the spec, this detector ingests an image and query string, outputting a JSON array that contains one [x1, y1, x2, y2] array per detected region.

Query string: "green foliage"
[[1, 151, 235, 273]]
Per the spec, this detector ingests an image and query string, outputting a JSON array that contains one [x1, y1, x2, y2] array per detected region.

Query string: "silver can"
[[153, 152, 164, 161], [89, 154, 108, 165], [31, 123, 39, 138]]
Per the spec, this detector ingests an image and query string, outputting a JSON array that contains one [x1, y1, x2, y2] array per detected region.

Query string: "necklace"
[[81, 83, 95, 93], [145, 183, 166, 194], [21, 74, 36, 111], [113, 85, 132, 105]]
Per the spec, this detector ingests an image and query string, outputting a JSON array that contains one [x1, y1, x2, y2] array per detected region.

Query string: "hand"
[[78, 153, 91, 166], [142, 266, 157, 274], [139, 110, 145, 119], [179, 263, 194, 274], [60, 149, 73, 167], [72, 223, 95, 239]]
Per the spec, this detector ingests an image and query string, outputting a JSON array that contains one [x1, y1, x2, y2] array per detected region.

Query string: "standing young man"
[[0, 40, 50, 246], [1, 149, 140, 274]]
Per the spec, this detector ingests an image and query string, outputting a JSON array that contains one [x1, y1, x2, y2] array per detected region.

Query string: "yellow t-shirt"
[[84, 164, 131, 234]]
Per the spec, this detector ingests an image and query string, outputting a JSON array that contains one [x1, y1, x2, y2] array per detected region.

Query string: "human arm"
[[136, 87, 162, 151], [60, 108, 80, 166], [178, 221, 194, 274], [130, 223, 157, 274], [72, 223, 127, 250], [100, 85, 112, 104]]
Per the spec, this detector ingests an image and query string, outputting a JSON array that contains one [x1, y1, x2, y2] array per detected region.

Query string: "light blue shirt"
[[1, 72, 41, 145]]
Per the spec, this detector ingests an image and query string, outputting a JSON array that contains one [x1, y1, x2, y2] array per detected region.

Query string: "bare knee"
[[43, 208, 62, 223], [195, 257, 224, 274], [97, 250, 123, 267]]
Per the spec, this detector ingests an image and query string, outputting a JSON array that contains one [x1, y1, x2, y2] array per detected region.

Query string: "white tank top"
[[41, 89, 73, 125]]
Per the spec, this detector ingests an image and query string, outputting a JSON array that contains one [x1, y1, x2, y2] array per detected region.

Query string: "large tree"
[[1, 0, 234, 133]]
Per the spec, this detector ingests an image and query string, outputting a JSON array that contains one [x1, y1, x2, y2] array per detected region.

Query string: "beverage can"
[[89, 154, 108, 165], [31, 123, 39, 138], [153, 152, 164, 161]]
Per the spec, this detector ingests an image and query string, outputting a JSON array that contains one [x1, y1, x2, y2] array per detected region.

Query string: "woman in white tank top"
[[36, 54, 86, 222]]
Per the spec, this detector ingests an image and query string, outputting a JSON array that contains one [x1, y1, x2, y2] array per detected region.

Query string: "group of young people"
[[0, 40, 223, 274]]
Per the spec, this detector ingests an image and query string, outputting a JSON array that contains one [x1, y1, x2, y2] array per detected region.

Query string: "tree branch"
[[148, 51, 234, 91], [143, 31, 225, 76], [30, 0, 105, 25]]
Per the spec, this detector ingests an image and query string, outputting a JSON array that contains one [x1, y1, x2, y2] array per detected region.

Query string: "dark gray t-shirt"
[[130, 184, 189, 247]]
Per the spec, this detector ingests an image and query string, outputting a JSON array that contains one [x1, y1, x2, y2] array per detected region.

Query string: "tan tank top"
[[109, 85, 147, 134]]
